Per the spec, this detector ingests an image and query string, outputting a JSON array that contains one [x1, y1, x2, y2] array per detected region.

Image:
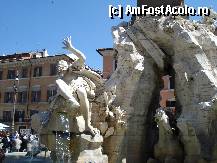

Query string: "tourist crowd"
[[0, 131, 39, 153]]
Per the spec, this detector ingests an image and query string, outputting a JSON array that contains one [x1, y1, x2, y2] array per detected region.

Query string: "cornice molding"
[[0, 55, 71, 68]]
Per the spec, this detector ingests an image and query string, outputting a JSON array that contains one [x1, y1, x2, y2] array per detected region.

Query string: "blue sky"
[[0, 0, 216, 69]]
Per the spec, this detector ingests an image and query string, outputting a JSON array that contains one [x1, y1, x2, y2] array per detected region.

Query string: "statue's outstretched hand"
[[62, 36, 73, 50], [62, 36, 86, 67]]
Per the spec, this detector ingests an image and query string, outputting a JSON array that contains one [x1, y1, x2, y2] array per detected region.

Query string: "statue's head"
[[57, 60, 70, 77]]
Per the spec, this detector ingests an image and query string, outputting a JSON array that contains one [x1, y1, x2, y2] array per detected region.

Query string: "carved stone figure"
[[31, 37, 108, 162], [153, 108, 183, 163], [55, 36, 100, 136]]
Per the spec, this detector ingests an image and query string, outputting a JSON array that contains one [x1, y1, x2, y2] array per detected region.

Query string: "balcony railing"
[[0, 117, 25, 123]]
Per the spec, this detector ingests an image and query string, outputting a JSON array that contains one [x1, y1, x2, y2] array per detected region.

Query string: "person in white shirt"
[[14, 136, 22, 152]]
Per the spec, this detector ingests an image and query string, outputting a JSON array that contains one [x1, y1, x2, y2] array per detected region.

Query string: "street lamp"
[[11, 71, 19, 134]]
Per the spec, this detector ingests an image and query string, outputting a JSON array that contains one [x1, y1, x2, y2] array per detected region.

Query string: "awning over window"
[[19, 86, 27, 91], [47, 84, 57, 90], [5, 87, 13, 92], [32, 85, 40, 91]]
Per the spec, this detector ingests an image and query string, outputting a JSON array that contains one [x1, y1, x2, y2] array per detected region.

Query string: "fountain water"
[[54, 113, 71, 162]]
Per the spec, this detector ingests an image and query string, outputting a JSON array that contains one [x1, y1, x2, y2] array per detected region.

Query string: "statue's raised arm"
[[62, 36, 86, 68]]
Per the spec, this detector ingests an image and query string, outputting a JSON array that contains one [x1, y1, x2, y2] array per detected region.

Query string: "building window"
[[18, 91, 27, 103], [113, 59, 117, 71], [3, 111, 11, 122], [33, 67, 42, 77], [7, 70, 16, 79], [30, 110, 39, 117], [50, 64, 57, 76], [4, 92, 14, 103], [15, 111, 25, 122], [0, 71, 3, 80], [21, 68, 28, 78], [166, 101, 176, 107], [31, 90, 41, 102], [47, 86, 57, 101]]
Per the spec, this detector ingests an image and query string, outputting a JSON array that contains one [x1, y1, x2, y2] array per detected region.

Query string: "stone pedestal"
[[71, 134, 108, 163], [49, 133, 108, 163], [77, 149, 108, 163]]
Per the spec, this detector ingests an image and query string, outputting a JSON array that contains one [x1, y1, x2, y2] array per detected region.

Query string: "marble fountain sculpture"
[[32, 10, 217, 163], [31, 36, 126, 162]]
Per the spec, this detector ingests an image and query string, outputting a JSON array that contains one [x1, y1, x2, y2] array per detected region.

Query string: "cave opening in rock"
[[162, 55, 182, 136]]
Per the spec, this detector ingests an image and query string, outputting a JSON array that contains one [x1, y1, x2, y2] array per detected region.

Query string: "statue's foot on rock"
[[85, 125, 100, 136]]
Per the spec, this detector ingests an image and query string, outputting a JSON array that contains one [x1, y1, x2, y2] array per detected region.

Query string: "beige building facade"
[[0, 51, 72, 131]]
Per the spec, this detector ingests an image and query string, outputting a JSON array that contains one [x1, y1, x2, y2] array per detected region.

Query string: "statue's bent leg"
[[76, 87, 98, 135], [56, 79, 80, 108]]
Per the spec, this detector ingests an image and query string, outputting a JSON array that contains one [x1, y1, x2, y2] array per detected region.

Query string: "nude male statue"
[[56, 36, 99, 136]]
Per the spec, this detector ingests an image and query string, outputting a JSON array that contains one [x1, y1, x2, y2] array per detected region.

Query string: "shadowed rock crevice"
[[126, 62, 159, 163], [144, 63, 162, 162], [164, 54, 182, 135]]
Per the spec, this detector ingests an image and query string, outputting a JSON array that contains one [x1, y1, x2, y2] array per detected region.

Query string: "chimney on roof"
[[42, 49, 49, 57]]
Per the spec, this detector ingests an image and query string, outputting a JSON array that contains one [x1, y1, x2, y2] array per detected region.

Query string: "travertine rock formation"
[[103, 21, 161, 163], [104, 14, 217, 163]]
